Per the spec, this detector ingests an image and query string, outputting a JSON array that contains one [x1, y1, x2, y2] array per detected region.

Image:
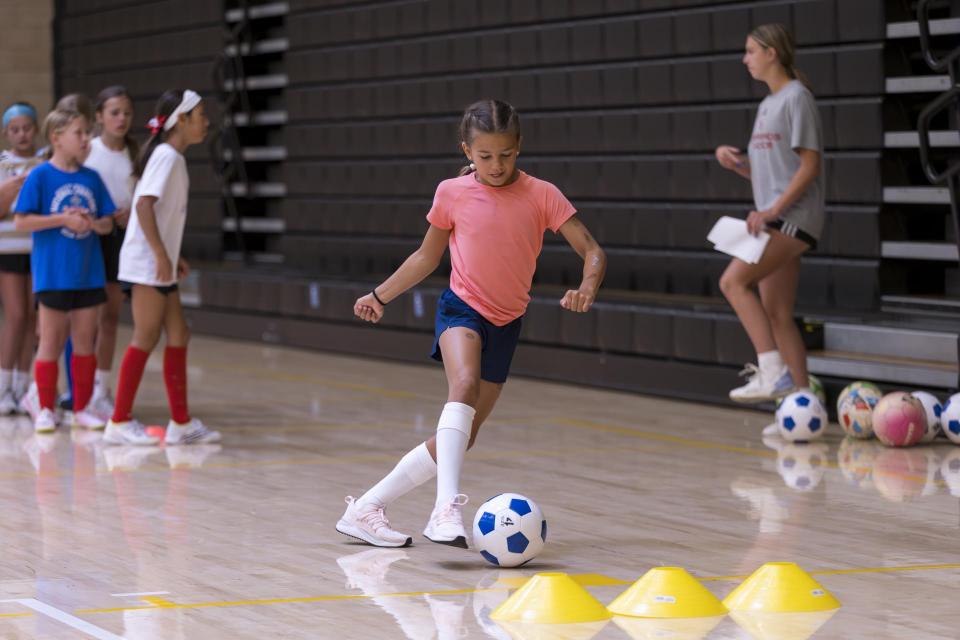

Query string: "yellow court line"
[[0, 612, 33, 618], [72, 562, 960, 616]]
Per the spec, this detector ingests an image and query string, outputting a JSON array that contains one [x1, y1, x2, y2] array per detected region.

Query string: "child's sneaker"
[[34, 408, 57, 434], [336, 497, 412, 548], [0, 390, 18, 415], [104, 419, 159, 446], [164, 418, 221, 445], [729, 364, 796, 403], [423, 494, 469, 548], [71, 410, 106, 430], [18, 383, 40, 421], [89, 389, 114, 423]]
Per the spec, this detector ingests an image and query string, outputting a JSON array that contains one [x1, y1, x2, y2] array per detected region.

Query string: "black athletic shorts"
[[36, 288, 107, 311]]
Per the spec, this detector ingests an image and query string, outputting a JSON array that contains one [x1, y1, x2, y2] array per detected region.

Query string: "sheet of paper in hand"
[[707, 216, 770, 265]]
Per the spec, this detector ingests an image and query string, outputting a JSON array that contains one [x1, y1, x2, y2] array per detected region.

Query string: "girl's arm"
[[355, 224, 450, 323], [14, 209, 91, 234], [557, 216, 606, 313], [716, 146, 751, 180], [135, 196, 174, 281], [0, 174, 26, 216], [746, 148, 821, 235], [91, 214, 116, 236]]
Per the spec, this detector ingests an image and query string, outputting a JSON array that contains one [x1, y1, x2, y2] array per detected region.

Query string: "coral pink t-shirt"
[[426, 171, 576, 326]]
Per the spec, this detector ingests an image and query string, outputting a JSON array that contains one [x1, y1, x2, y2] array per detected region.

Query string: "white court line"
[[0, 599, 124, 640], [111, 591, 169, 597]]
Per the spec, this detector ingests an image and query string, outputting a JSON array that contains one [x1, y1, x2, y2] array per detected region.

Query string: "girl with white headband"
[[0, 102, 41, 414], [104, 89, 220, 446]]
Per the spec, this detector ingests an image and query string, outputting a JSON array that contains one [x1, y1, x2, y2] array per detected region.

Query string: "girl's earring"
[[469, 163, 476, 171]]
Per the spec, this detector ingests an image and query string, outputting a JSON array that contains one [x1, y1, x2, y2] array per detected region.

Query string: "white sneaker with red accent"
[[423, 494, 469, 548], [336, 497, 412, 548], [165, 418, 221, 445], [104, 419, 159, 446]]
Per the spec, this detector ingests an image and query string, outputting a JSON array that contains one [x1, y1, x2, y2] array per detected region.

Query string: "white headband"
[[163, 90, 201, 132]]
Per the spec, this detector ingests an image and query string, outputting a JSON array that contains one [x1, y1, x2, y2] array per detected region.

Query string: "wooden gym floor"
[[0, 329, 958, 639]]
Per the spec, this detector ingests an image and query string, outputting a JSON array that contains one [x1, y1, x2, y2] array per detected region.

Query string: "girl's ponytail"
[[135, 89, 184, 178]]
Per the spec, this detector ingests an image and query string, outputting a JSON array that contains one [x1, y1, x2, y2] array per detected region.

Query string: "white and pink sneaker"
[[423, 494, 469, 548], [336, 497, 412, 548]]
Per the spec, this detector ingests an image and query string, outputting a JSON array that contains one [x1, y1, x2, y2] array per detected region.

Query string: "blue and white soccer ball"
[[911, 391, 943, 443], [472, 493, 546, 567], [941, 393, 960, 445], [776, 390, 828, 442]]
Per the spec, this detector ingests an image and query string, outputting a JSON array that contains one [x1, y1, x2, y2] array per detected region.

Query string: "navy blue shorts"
[[431, 288, 522, 384]]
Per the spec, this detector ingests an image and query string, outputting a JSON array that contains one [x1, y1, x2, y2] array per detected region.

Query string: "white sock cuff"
[[402, 443, 437, 486], [437, 402, 476, 436], [757, 350, 783, 372]]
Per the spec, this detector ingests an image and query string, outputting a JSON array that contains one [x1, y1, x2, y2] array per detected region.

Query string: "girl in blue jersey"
[[13, 108, 117, 433]]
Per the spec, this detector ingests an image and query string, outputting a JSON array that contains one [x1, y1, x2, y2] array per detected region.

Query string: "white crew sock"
[[434, 402, 476, 508], [12, 369, 29, 397], [757, 350, 784, 376], [358, 443, 437, 509], [0, 369, 12, 394]]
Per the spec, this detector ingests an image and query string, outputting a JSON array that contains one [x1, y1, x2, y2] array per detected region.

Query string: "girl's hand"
[[561, 288, 595, 313], [715, 145, 744, 171], [354, 293, 384, 323], [177, 257, 190, 280], [156, 251, 174, 282], [746, 209, 777, 236], [113, 207, 131, 228], [62, 210, 92, 234]]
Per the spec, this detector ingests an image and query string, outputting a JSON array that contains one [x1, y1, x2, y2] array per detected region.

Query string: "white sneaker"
[[89, 391, 115, 423], [423, 494, 469, 548], [19, 382, 40, 422], [34, 408, 57, 434], [104, 419, 159, 446], [336, 497, 413, 548], [0, 390, 17, 415], [729, 364, 796, 403], [165, 418, 221, 445], [71, 409, 106, 430]]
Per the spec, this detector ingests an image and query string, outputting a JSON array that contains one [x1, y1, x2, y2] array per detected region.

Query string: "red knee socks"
[[34, 360, 58, 411], [71, 354, 96, 412], [111, 347, 149, 423], [163, 346, 190, 424]]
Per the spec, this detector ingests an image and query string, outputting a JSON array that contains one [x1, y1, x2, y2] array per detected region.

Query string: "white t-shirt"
[[118, 143, 189, 286], [85, 137, 135, 210], [0, 150, 41, 254]]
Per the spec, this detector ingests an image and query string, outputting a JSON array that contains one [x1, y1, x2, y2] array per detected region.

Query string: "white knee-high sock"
[[434, 402, 476, 508], [358, 443, 437, 509]]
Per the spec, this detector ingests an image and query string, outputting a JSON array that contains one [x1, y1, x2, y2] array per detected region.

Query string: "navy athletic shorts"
[[430, 288, 522, 384]]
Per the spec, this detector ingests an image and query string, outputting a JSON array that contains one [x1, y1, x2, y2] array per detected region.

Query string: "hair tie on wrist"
[[372, 289, 387, 306]]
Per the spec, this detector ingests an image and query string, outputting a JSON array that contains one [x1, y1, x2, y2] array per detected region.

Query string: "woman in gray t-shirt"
[[714, 24, 824, 414]]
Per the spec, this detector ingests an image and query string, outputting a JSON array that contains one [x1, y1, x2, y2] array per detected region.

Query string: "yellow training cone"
[[614, 615, 725, 640], [607, 567, 728, 618], [731, 609, 838, 640], [490, 572, 613, 624], [722, 562, 841, 613]]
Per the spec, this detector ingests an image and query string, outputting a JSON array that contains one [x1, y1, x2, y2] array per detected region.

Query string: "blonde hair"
[[749, 23, 812, 91], [42, 108, 84, 144]]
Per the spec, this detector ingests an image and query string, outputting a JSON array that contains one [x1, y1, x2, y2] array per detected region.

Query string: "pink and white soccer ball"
[[910, 391, 943, 443], [941, 393, 960, 445], [872, 392, 926, 447]]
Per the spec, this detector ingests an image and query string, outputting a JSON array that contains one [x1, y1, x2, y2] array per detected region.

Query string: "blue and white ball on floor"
[[473, 493, 546, 567], [776, 390, 828, 442]]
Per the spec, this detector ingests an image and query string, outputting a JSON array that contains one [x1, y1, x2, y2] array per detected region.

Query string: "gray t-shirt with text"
[[748, 80, 825, 240]]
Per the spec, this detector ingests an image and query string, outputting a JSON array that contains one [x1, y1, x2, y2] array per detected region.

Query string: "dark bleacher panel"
[[57, 0, 956, 403]]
